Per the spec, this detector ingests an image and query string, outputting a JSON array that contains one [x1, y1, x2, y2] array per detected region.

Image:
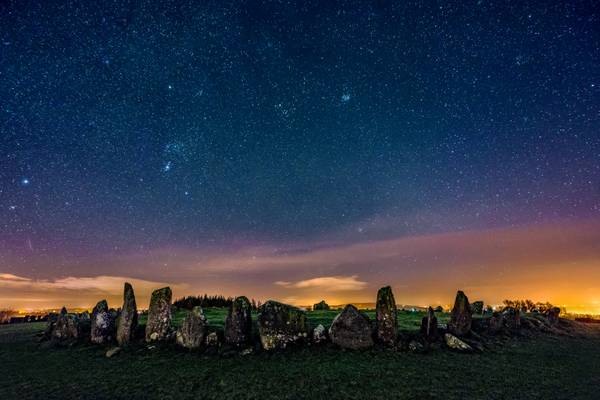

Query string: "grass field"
[[1, 309, 599, 399]]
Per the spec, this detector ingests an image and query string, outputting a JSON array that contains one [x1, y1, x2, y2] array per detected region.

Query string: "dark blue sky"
[[1, 0, 598, 275]]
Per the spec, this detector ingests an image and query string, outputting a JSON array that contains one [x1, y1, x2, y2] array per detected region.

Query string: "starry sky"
[[1, 1, 599, 312]]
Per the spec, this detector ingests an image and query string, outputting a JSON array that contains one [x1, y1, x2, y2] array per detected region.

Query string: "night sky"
[[1, 1, 599, 311]]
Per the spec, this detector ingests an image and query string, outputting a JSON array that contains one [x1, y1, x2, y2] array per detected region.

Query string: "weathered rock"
[[91, 300, 115, 344], [205, 331, 220, 347], [545, 307, 561, 325], [375, 286, 397, 346], [471, 301, 484, 315], [105, 347, 121, 358], [224, 296, 253, 347], [257, 300, 308, 350], [145, 287, 173, 342], [52, 308, 81, 341], [420, 306, 439, 341], [502, 307, 521, 330], [329, 304, 374, 350], [116, 282, 138, 346], [448, 290, 472, 336], [444, 333, 473, 352], [312, 324, 327, 344], [44, 312, 60, 339], [408, 340, 425, 353], [488, 312, 505, 334], [313, 300, 330, 311], [176, 306, 208, 350]]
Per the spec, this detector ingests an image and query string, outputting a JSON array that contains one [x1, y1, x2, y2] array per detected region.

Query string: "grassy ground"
[[1, 309, 599, 399]]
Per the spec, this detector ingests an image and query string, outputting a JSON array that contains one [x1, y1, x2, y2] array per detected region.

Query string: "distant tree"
[[313, 300, 330, 311], [173, 294, 234, 310], [0, 309, 16, 324]]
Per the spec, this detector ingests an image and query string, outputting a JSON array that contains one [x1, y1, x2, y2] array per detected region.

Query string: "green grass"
[[1, 309, 599, 400]]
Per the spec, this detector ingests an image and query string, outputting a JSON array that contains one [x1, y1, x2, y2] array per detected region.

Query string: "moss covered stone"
[[224, 296, 253, 347], [116, 282, 138, 346], [257, 300, 308, 350], [375, 286, 397, 346], [176, 306, 207, 350], [145, 287, 173, 342], [329, 304, 374, 350], [91, 299, 116, 344], [448, 290, 472, 336]]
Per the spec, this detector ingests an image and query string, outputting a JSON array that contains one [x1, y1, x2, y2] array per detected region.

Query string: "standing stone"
[[375, 286, 397, 346], [448, 290, 472, 336], [52, 307, 81, 341], [224, 296, 253, 347], [488, 312, 505, 334], [91, 300, 116, 344], [145, 287, 173, 342], [502, 307, 521, 330], [420, 306, 439, 341], [471, 301, 484, 315], [313, 300, 330, 311], [176, 306, 208, 350], [257, 300, 308, 350], [545, 307, 561, 325], [44, 312, 60, 339], [329, 304, 374, 350], [116, 282, 138, 346]]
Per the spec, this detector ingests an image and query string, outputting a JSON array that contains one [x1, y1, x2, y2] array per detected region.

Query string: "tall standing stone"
[[116, 282, 138, 346], [176, 306, 208, 350], [329, 304, 374, 350], [145, 287, 173, 342], [448, 290, 472, 336], [420, 306, 439, 341], [375, 286, 397, 346], [91, 300, 116, 344], [224, 296, 253, 347], [257, 300, 308, 350]]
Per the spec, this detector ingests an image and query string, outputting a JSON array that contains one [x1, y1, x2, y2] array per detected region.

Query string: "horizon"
[[1, 2, 599, 316]]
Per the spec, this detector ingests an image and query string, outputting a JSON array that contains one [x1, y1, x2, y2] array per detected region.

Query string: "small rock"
[[408, 340, 425, 353], [240, 347, 253, 356], [444, 333, 473, 352], [205, 331, 220, 347], [105, 347, 121, 358], [312, 324, 328, 344]]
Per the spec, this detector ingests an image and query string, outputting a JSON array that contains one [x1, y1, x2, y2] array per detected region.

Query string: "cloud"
[[275, 275, 368, 291], [0, 274, 188, 311]]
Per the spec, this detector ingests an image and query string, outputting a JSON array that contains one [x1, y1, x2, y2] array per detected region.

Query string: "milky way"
[[1, 1, 599, 310]]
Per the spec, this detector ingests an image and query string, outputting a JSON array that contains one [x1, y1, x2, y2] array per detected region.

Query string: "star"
[[341, 93, 351, 102], [21, 178, 30, 186]]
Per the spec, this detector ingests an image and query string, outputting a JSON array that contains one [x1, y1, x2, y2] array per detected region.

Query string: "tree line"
[[173, 295, 262, 310]]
